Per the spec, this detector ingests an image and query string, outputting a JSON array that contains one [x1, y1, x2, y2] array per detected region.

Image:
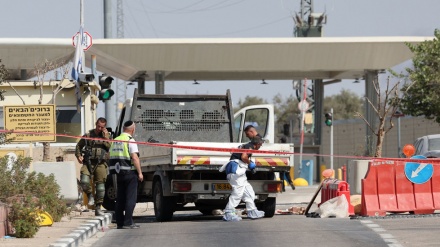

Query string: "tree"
[[355, 76, 410, 157], [323, 89, 364, 120], [34, 60, 59, 161], [0, 60, 14, 144], [400, 29, 440, 123], [234, 95, 267, 113], [273, 93, 299, 125], [0, 59, 7, 100]]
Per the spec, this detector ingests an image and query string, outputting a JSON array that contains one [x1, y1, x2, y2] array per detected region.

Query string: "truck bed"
[[139, 141, 293, 173]]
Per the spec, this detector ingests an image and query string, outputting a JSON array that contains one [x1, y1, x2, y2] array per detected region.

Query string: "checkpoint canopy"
[[0, 36, 432, 82]]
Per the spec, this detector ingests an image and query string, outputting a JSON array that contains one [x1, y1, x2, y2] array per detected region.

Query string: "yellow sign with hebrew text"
[[4, 105, 56, 142]]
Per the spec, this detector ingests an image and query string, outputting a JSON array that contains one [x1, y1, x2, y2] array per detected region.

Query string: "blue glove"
[[248, 162, 256, 170]]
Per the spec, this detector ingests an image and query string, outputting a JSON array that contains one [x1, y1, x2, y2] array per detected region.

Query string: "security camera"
[[78, 73, 95, 82]]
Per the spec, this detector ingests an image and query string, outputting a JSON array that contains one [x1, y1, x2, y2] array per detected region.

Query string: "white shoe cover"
[[222, 211, 242, 222], [247, 209, 265, 219]]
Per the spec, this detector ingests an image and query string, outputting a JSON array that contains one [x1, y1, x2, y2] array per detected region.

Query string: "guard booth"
[[0, 79, 100, 176]]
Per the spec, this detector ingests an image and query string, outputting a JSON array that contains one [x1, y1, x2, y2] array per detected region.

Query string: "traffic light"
[[98, 74, 114, 101], [324, 112, 333, 126]]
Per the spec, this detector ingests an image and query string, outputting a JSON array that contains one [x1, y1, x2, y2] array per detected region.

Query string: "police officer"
[[109, 120, 143, 229], [75, 117, 111, 216]]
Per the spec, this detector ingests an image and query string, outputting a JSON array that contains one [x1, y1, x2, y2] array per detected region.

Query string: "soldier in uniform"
[[75, 117, 111, 216]]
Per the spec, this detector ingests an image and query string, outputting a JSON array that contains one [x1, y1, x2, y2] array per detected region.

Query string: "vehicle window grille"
[[138, 109, 227, 131]]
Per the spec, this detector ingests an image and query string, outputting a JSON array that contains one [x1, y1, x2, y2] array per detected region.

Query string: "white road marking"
[[360, 220, 402, 247]]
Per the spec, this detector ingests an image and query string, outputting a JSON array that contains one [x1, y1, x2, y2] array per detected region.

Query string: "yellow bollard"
[[293, 178, 308, 186], [290, 166, 295, 180], [337, 168, 342, 180], [320, 165, 327, 182]]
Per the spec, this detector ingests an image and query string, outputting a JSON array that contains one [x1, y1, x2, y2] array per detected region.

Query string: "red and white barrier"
[[319, 178, 355, 216], [361, 159, 440, 216]]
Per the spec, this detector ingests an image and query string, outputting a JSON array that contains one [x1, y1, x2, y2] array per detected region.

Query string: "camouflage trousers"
[[80, 160, 108, 204]]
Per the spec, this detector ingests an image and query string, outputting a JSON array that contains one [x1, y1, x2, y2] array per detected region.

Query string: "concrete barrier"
[[33, 161, 79, 205], [347, 160, 370, 194]]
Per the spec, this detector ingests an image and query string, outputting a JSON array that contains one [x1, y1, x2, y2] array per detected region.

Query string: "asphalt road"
[[80, 186, 440, 247], [88, 214, 389, 247]]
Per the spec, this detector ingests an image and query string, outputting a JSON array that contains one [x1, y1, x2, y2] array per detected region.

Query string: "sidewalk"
[[0, 185, 318, 247], [0, 209, 113, 247]]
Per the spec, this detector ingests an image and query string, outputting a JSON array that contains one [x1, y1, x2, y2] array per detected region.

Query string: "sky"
[[1, 0, 440, 106]]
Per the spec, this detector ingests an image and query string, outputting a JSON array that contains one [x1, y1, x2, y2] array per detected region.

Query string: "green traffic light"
[[324, 112, 332, 126], [325, 119, 332, 126], [99, 89, 114, 101], [102, 91, 112, 99]]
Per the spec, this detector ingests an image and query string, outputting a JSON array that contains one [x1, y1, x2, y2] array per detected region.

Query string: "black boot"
[[95, 203, 104, 216]]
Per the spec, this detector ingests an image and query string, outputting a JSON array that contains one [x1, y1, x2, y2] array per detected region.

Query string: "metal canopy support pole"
[[314, 79, 323, 145], [138, 77, 146, 94], [155, 71, 165, 94], [365, 70, 378, 156], [313, 79, 323, 183]]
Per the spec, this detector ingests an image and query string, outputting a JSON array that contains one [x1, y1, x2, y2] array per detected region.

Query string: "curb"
[[48, 213, 112, 247]]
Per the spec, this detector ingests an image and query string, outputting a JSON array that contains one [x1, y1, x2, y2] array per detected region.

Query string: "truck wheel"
[[153, 180, 176, 222], [103, 175, 116, 211], [258, 197, 276, 218]]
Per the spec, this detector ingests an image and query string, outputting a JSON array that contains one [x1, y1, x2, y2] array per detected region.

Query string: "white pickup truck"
[[103, 89, 294, 221]]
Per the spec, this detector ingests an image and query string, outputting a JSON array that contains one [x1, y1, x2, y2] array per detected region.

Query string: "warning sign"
[[4, 105, 56, 142]]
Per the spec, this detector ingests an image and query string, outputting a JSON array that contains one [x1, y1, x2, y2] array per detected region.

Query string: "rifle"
[[82, 140, 95, 175]]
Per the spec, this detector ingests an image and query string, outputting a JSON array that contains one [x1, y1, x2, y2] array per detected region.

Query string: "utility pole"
[[293, 0, 327, 143], [115, 0, 126, 118], [293, 0, 327, 181], [103, 0, 116, 129]]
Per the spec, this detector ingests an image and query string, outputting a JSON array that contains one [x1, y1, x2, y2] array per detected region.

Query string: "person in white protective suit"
[[219, 136, 266, 221]]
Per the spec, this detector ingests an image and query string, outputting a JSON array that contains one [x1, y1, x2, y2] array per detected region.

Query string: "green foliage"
[[234, 96, 268, 113], [8, 195, 40, 238], [0, 59, 9, 100], [26, 172, 68, 222], [234, 96, 269, 127], [400, 29, 440, 123], [0, 131, 14, 145], [272, 93, 299, 125], [0, 59, 8, 82], [323, 89, 364, 120], [0, 156, 68, 238]]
